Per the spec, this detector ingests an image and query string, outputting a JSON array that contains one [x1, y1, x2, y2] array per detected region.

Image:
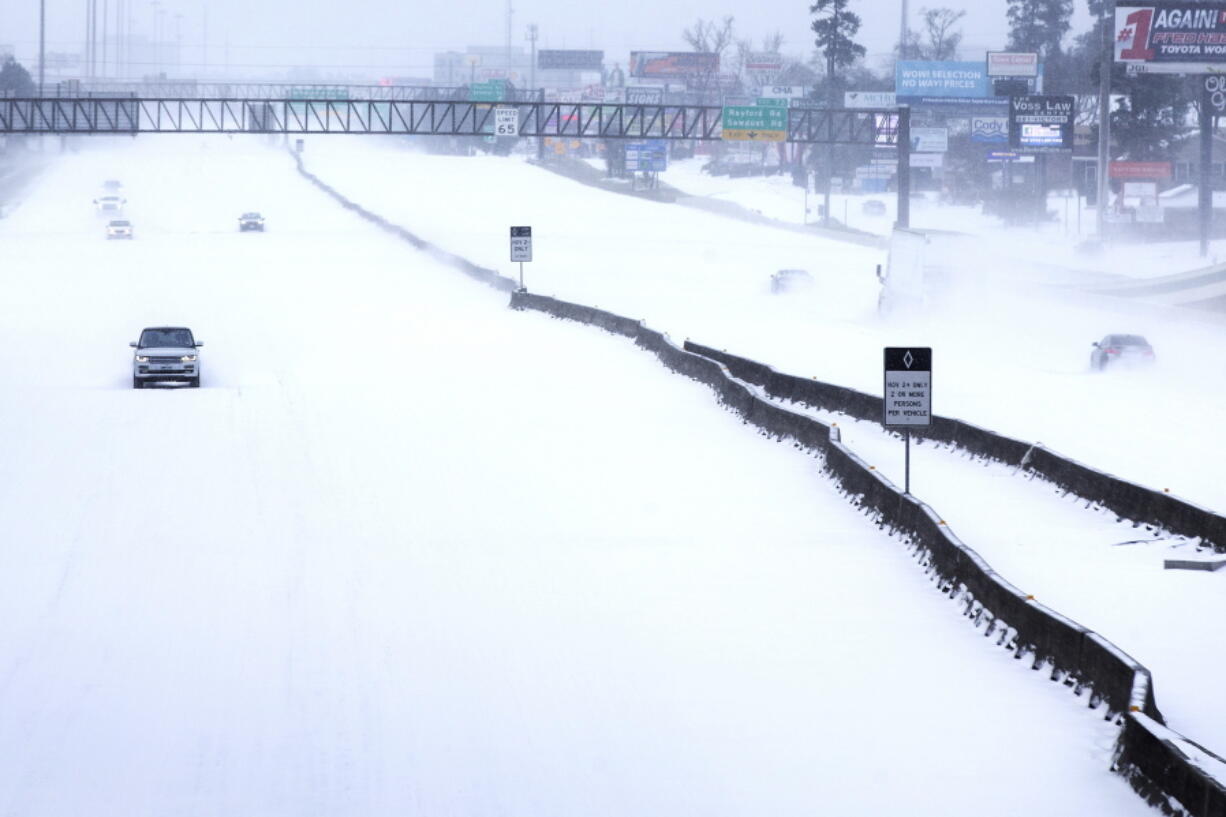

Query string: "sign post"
[[510, 226, 532, 290], [883, 347, 932, 495]]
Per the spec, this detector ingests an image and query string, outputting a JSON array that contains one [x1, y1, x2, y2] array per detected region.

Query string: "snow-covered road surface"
[[0, 138, 1151, 816]]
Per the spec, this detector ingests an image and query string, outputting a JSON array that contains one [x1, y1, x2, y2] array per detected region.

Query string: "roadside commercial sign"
[[1009, 95, 1075, 152], [494, 107, 519, 137], [987, 51, 1040, 77], [1124, 181, 1159, 197], [884, 348, 932, 428], [1114, 3, 1226, 74], [1109, 160, 1173, 179], [910, 152, 944, 168], [896, 61, 999, 106], [760, 85, 805, 99], [537, 50, 603, 71], [1205, 74, 1226, 114], [626, 86, 664, 105], [756, 97, 791, 108], [745, 52, 783, 71], [510, 226, 532, 262], [911, 126, 949, 152], [629, 51, 719, 78], [970, 115, 1009, 143], [721, 105, 788, 141], [844, 90, 897, 108]]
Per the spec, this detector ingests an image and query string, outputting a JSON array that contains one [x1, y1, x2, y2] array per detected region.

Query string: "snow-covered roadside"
[[763, 396, 1226, 755], [301, 138, 1226, 516], [0, 136, 1153, 816]]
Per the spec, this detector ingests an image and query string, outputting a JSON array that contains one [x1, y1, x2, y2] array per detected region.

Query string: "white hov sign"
[[883, 347, 932, 427]]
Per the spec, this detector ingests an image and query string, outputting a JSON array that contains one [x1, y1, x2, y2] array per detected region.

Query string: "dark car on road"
[[1090, 334, 1155, 371]]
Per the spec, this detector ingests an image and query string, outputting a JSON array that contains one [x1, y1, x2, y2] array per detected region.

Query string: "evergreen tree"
[[810, 0, 866, 105], [1006, 0, 1074, 58], [0, 58, 35, 97]]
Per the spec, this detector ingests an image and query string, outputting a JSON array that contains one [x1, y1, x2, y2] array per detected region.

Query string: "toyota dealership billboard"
[[1114, 3, 1226, 73]]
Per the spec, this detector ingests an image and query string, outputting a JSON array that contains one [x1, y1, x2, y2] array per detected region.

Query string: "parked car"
[[771, 269, 814, 294], [239, 212, 265, 231], [106, 219, 133, 239], [94, 194, 126, 213], [861, 199, 888, 216], [1090, 334, 1155, 370], [130, 326, 202, 388]]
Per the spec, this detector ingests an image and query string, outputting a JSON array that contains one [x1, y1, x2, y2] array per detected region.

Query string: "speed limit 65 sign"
[[494, 107, 519, 137]]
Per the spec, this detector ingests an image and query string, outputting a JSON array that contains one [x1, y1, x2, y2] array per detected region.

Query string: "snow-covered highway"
[[0, 138, 1152, 815]]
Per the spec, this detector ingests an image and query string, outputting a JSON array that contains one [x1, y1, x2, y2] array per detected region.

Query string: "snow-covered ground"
[[793, 403, 1226, 752], [300, 138, 1226, 517], [660, 156, 1226, 279], [0, 137, 1154, 815]]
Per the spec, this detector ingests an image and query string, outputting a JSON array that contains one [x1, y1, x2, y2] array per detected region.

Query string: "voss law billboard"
[[1115, 3, 1226, 73]]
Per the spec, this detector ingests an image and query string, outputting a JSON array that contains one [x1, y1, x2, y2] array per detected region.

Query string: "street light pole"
[[38, 0, 45, 95], [1095, 1, 1112, 244]]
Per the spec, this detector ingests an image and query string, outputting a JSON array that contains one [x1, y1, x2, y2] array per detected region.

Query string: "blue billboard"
[[896, 61, 1007, 108]]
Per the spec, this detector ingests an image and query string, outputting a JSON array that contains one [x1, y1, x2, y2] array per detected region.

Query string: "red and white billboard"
[[629, 51, 719, 78], [987, 52, 1039, 77], [1114, 3, 1226, 74], [1109, 161, 1174, 179]]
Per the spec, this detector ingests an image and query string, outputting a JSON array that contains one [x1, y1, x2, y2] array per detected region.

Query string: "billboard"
[[1115, 3, 1226, 73], [625, 86, 664, 105], [538, 50, 604, 71], [987, 52, 1040, 77], [629, 51, 719, 78], [1109, 161, 1173, 179], [896, 61, 1003, 107], [845, 90, 897, 108], [911, 127, 949, 152], [1009, 95, 1074, 152], [970, 115, 1009, 143]]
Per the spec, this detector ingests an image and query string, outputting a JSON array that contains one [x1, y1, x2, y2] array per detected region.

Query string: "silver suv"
[[131, 326, 202, 388]]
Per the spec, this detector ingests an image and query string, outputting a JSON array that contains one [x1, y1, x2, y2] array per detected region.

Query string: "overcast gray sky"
[[5, 0, 1093, 81]]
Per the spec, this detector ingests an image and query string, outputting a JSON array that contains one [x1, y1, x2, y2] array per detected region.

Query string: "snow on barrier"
[[288, 150, 517, 292], [684, 342, 1226, 554], [509, 290, 1226, 817], [288, 151, 1225, 814]]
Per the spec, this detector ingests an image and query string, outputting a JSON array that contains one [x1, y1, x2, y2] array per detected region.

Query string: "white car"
[[94, 194, 126, 213], [131, 326, 202, 388], [106, 219, 133, 239]]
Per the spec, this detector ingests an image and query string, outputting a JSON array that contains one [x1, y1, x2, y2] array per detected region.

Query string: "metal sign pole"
[[905, 428, 911, 495], [519, 261, 524, 290]]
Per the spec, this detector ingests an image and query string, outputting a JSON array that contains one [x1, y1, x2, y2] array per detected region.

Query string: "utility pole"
[[506, 0, 514, 81], [824, 1, 840, 227], [526, 23, 538, 91], [38, 0, 45, 95], [1095, 0, 1112, 245], [102, 0, 108, 77]]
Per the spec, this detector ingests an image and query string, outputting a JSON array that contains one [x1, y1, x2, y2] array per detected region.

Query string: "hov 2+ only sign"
[[883, 347, 932, 427], [510, 226, 532, 262]]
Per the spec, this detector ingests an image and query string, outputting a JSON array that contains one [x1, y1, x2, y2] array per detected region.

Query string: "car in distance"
[[94, 194, 126, 213], [1090, 334, 1155, 371], [131, 326, 202, 388], [239, 212, 265, 231], [771, 268, 814, 294], [106, 219, 133, 239], [861, 199, 888, 216]]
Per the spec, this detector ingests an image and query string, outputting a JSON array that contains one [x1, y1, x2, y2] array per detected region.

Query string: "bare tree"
[[919, 7, 965, 61], [681, 16, 736, 100]]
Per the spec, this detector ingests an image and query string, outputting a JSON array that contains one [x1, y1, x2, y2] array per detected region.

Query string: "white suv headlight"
[[181, 355, 197, 362], [136, 355, 148, 362]]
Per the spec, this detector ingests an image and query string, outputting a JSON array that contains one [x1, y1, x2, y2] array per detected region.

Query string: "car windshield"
[[139, 328, 194, 348], [243, 213, 261, 218], [110, 220, 130, 226], [1106, 335, 1149, 347]]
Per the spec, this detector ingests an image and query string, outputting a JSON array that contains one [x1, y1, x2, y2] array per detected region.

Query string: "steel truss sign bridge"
[[0, 97, 903, 145]]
